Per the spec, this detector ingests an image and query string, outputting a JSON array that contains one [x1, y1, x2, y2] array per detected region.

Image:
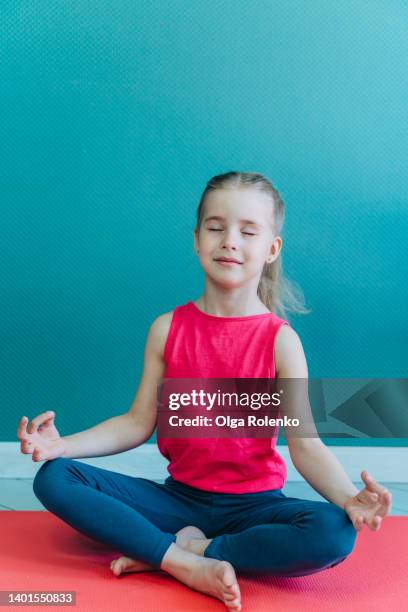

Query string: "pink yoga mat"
[[0, 512, 405, 611]]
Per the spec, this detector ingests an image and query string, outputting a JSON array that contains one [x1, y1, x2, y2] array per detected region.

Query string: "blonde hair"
[[195, 171, 311, 321]]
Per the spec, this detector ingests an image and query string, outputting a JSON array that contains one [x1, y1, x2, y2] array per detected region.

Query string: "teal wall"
[[2, 2, 407, 444]]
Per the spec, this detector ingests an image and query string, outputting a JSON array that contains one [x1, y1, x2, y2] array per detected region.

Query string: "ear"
[[268, 236, 283, 261], [193, 228, 199, 253]]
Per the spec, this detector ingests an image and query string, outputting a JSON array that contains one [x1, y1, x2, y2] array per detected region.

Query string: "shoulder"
[[274, 322, 308, 378], [148, 309, 175, 358]]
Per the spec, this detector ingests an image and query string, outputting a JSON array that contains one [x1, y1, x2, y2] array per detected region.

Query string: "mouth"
[[214, 258, 243, 266]]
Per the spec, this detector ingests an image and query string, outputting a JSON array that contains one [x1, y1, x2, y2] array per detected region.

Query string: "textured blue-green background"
[[2, 2, 407, 444]]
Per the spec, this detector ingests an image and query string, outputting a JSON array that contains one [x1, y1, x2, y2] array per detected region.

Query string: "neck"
[[195, 293, 270, 317]]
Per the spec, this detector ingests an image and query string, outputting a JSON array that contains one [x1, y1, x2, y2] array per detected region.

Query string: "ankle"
[[187, 538, 212, 557], [160, 542, 200, 572]]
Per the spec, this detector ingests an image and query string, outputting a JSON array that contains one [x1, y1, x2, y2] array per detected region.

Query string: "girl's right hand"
[[17, 411, 67, 462]]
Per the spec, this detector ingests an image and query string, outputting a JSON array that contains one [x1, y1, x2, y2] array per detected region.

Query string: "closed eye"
[[208, 229, 257, 236]]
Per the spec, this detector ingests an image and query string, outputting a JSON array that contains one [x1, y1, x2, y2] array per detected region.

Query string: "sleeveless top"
[[156, 300, 290, 493]]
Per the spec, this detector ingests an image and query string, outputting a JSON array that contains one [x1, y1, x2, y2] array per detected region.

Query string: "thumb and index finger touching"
[[361, 469, 393, 514], [18, 411, 56, 439]]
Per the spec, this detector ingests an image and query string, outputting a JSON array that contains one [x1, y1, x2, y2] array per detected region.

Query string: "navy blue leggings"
[[33, 457, 357, 577]]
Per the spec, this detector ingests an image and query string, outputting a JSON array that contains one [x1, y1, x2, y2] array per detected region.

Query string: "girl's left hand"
[[344, 470, 392, 532]]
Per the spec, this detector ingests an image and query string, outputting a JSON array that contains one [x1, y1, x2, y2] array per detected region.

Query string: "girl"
[[18, 172, 392, 611]]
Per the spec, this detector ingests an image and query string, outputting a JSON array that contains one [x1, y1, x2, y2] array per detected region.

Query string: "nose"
[[220, 229, 239, 250]]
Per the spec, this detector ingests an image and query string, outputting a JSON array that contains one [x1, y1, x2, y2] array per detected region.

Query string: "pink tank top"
[[157, 300, 290, 493]]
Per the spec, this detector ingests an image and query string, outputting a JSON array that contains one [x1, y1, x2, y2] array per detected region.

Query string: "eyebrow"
[[203, 215, 263, 229]]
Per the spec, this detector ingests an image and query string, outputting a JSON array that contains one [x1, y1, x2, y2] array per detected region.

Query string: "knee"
[[309, 504, 357, 563], [33, 457, 72, 502]]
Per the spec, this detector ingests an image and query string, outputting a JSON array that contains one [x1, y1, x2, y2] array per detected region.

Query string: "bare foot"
[[110, 556, 156, 575], [161, 543, 241, 611], [110, 525, 210, 576], [175, 525, 212, 556]]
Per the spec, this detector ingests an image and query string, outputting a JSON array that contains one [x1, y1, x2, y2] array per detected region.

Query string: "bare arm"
[[275, 325, 359, 509], [284, 438, 359, 509], [61, 312, 172, 460], [61, 413, 147, 459]]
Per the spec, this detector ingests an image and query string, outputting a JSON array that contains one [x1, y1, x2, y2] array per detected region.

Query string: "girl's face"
[[193, 188, 282, 289]]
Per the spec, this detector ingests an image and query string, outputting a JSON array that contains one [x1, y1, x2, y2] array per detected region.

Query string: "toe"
[[223, 592, 235, 599]]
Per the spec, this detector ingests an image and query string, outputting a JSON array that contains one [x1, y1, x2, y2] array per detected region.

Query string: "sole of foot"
[[175, 555, 241, 611]]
